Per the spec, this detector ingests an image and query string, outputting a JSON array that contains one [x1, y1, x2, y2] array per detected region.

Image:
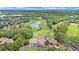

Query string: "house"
[[29, 37, 59, 48]]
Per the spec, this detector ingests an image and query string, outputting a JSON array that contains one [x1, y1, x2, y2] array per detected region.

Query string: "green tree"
[[54, 21, 69, 42]]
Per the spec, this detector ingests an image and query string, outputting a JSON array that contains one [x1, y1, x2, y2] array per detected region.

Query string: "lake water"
[[31, 21, 41, 29]]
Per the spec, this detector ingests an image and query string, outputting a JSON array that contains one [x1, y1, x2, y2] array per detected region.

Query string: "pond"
[[30, 21, 41, 29]]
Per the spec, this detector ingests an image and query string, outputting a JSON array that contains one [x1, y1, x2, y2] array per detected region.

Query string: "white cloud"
[[0, 0, 79, 7]]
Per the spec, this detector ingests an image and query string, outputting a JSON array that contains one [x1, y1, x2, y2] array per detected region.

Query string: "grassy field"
[[19, 47, 48, 51], [67, 23, 79, 38], [40, 20, 49, 30]]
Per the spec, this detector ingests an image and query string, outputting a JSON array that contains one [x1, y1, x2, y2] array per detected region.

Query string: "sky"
[[0, 0, 79, 7]]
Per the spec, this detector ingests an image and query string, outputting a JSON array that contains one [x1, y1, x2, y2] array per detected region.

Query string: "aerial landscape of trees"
[[0, 10, 79, 51]]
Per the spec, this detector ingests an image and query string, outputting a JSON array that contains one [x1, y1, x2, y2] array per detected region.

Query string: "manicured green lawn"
[[66, 23, 79, 38], [40, 20, 49, 30], [19, 47, 48, 51]]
